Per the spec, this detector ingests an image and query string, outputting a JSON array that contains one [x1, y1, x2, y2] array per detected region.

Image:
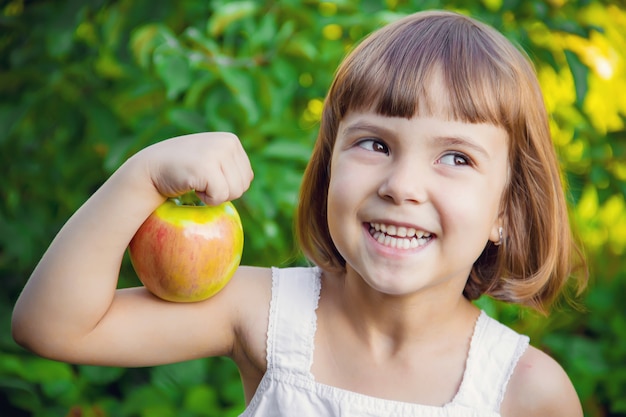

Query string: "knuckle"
[[210, 188, 230, 205]]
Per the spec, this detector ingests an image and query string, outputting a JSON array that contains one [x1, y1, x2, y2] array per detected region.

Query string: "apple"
[[128, 194, 243, 302]]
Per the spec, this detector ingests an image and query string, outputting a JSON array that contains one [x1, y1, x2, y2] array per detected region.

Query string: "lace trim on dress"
[[305, 267, 323, 374], [450, 310, 486, 405], [452, 309, 530, 412], [495, 333, 530, 408], [265, 267, 281, 370]]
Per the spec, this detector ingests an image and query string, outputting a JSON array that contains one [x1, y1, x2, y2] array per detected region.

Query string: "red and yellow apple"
[[128, 197, 243, 302]]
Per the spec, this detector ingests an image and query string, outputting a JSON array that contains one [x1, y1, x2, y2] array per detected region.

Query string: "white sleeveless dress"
[[240, 267, 529, 416]]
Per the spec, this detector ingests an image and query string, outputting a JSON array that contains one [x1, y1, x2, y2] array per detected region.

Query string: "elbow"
[[11, 287, 39, 353], [11, 306, 37, 353], [11, 314, 67, 361], [12, 302, 93, 364], [11, 303, 56, 359]]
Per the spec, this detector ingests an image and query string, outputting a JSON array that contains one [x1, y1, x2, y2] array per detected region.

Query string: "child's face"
[[326, 109, 509, 297]]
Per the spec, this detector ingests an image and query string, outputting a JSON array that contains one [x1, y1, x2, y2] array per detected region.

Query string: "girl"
[[12, 10, 587, 417]]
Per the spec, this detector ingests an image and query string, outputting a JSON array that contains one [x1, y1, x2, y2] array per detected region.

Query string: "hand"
[[141, 132, 254, 206]]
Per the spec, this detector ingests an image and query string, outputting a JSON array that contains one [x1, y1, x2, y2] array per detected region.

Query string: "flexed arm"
[[11, 133, 256, 366]]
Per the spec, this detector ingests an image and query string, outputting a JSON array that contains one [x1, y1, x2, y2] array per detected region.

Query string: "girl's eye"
[[358, 139, 389, 155], [438, 152, 471, 166]]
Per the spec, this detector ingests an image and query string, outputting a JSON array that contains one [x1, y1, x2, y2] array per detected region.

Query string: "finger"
[[214, 136, 253, 201], [219, 156, 249, 202], [194, 166, 231, 206], [228, 149, 254, 199], [235, 144, 254, 191]]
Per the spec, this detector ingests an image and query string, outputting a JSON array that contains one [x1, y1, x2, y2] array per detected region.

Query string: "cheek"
[[326, 181, 348, 261], [326, 166, 369, 251], [327, 160, 361, 212], [438, 183, 502, 238], [326, 174, 353, 230]]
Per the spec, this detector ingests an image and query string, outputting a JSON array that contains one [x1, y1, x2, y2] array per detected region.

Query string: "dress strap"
[[265, 267, 322, 376], [453, 311, 530, 412]]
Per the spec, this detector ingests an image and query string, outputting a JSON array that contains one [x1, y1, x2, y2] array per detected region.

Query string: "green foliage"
[[1, 0, 625, 416]]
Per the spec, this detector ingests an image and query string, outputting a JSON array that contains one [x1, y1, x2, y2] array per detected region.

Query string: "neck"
[[325, 266, 479, 356]]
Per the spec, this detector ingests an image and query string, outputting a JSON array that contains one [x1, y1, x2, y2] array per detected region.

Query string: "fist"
[[142, 132, 254, 206]]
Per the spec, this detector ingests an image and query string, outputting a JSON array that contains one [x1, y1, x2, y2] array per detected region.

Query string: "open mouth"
[[368, 222, 433, 249]]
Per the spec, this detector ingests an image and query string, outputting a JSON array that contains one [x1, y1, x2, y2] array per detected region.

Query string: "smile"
[[368, 222, 432, 249]]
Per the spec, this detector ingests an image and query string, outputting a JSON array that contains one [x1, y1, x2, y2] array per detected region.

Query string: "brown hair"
[[296, 10, 587, 313]]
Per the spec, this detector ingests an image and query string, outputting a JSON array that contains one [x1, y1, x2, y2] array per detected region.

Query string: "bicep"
[[41, 266, 272, 368], [501, 346, 583, 417]]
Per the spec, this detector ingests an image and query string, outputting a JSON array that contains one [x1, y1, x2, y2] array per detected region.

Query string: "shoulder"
[[227, 267, 271, 357], [229, 266, 322, 400], [500, 344, 583, 417], [227, 266, 273, 348], [228, 266, 320, 362]]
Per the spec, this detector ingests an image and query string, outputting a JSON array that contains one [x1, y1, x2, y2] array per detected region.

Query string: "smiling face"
[[327, 109, 509, 297], [298, 11, 575, 309]]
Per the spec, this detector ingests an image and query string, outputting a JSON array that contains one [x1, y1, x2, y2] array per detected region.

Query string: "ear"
[[489, 219, 503, 245]]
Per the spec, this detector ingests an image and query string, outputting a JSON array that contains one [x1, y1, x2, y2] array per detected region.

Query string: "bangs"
[[330, 12, 524, 127]]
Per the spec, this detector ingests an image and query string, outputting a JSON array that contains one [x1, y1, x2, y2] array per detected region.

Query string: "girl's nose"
[[377, 158, 428, 205]]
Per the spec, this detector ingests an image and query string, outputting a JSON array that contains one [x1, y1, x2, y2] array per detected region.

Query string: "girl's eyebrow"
[[431, 135, 490, 158], [341, 122, 392, 138]]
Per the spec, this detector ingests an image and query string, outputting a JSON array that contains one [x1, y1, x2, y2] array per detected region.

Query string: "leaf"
[[40, 377, 79, 402], [95, 51, 126, 79], [20, 357, 74, 384], [547, 18, 588, 38], [183, 385, 218, 414], [168, 108, 207, 132], [150, 359, 208, 392], [183, 27, 220, 55], [0, 378, 41, 412], [262, 140, 311, 164], [564, 50, 588, 109], [284, 34, 318, 60], [130, 24, 163, 68], [78, 365, 126, 385], [154, 45, 193, 100], [45, 26, 74, 59], [219, 67, 260, 125], [248, 13, 278, 51], [121, 385, 176, 416], [275, 20, 296, 49], [103, 135, 137, 173], [85, 101, 120, 146], [208, 1, 259, 37], [204, 90, 237, 132]]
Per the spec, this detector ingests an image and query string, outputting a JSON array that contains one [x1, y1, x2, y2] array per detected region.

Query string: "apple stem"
[[173, 191, 205, 206]]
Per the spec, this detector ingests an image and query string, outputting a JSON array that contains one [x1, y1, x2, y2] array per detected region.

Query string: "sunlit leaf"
[[207, 1, 259, 37]]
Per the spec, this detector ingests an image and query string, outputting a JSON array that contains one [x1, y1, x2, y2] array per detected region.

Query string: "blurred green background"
[[1, 0, 625, 416]]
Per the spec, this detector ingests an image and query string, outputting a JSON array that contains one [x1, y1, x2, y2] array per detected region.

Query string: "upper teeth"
[[369, 222, 432, 249], [370, 222, 431, 239]]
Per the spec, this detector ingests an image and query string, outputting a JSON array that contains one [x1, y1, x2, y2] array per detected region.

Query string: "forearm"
[[12, 153, 165, 354]]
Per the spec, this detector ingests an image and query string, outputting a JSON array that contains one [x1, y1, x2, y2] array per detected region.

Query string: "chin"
[[358, 271, 426, 297]]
